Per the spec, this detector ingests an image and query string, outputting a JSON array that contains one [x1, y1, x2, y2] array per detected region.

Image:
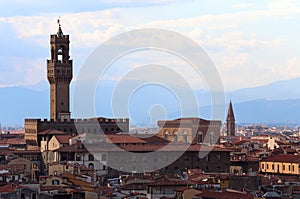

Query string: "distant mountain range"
[[1, 77, 300, 126]]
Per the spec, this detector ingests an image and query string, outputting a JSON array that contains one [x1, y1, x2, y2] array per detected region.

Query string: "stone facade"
[[24, 118, 129, 145], [157, 117, 222, 145]]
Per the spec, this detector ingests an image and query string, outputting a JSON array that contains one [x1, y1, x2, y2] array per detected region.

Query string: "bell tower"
[[47, 20, 72, 121], [226, 101, 236, 136]]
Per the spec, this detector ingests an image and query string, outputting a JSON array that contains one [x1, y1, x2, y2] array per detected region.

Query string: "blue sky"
[[1, 0, 300, 91]]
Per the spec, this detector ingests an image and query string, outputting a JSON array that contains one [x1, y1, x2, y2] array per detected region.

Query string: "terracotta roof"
[[149, 179, 188, 186], [55, 135, 72, 144], [196, 190, 253, 199], [121, 183, 148, 190], [159, 117, 220, 124], [0, 184, 16, 193], [119, 143, 234, 152], [250, 139, 268, 144], [136, 135, 169, 144], [175, 187, 190, 192], [233, 140, 250, 145], [6, 138, 26, 145], [262, 154, 300, 163], [55, 142, 88, 153], [106, 134, 146, 144], [10, 150, 40, 154], [0, 138, 26, 145]]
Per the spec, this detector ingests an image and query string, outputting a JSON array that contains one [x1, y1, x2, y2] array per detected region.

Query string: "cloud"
[[232, 3, 254, 9], [0, 57, 44, 87], [1, 0, 300, 90]]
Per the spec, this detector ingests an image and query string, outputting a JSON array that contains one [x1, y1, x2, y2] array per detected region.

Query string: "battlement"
[[50, 34, 69, 42], [25, 117, 129, 125]]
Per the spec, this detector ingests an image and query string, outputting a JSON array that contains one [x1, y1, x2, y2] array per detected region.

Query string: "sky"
[[0, 0, 300, 91]]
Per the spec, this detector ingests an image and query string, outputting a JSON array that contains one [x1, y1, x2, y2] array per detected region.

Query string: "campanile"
[[47, 21, 72, 121]]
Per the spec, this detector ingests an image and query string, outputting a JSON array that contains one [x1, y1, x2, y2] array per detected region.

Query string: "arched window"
[[183, 131, 188, 142], [174, 131, 178, 142], [88, 154, 94, 161], [197, 132, 203, 143], [209, 132, 215, 145], [164, 131, 169, 140], [57, 45, 64, 62], [88, 163, 94, 170]]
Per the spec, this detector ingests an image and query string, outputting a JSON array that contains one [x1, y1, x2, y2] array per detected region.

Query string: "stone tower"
[[226, 101, 235, 136], [47, 21, 72, 121]]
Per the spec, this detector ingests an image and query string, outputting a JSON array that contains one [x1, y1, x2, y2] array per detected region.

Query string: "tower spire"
[[227, 101, 235, 120], [226, 100, 236, 136], [57, 17, 63, 37]]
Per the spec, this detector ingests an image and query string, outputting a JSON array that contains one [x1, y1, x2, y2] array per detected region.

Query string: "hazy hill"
[[1, 77, 300, 126]]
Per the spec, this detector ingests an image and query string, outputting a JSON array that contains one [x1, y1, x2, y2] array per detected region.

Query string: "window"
[[88, 163, 94, 170], [76, 154, 81, 161], [197, 132, 203, 143], [185, 156, 189, 161], [289, 165, 291, 171], [272, 164, 274, 170], [262, 163, 264, 169], [164, 131, 169, 140], [88, 154, 94, 161], [283, 165, 285, 170], [183, 131, 188, 142], [267, 164, 269, 169], [292, 165, 295, 172], [57, 46, 64, 62], [209, 132, 215, 145], [52, 180, 59, 185], [102, 154, 107, 161], [206, 155, 209, 162], [174, 131, 178, 141]]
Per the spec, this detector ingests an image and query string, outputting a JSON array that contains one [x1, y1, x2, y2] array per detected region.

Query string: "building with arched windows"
[[157, 117, 221, 145]]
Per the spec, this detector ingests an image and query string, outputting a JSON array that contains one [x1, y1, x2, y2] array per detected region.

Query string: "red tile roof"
[[55, 135, 72, 144], [106, 134, 146, 144], [0, 138, 25, 145], [136, 135, 169, 144], [262, 154, 300, 163], [119, 143, 234, 152], [196, 190, 254, 199], [0, 184, 16, 193]]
